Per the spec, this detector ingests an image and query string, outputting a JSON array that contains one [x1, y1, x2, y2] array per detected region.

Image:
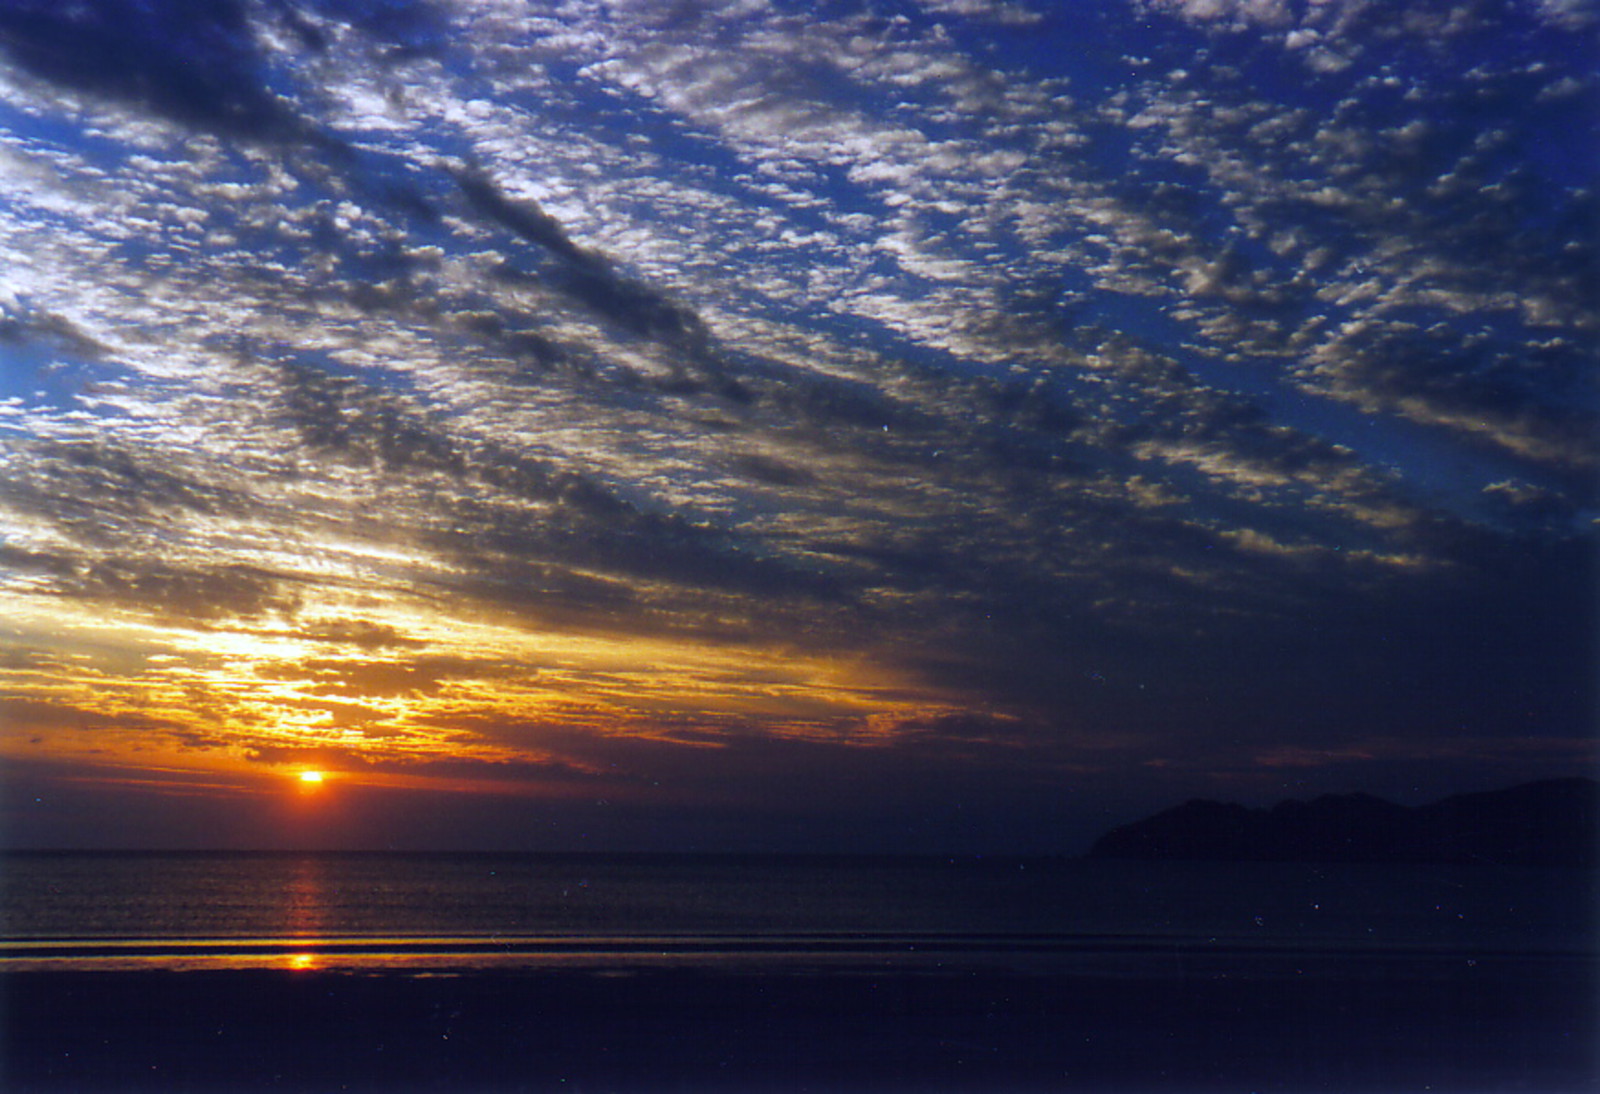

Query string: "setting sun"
[[297, 770, 326, 785]]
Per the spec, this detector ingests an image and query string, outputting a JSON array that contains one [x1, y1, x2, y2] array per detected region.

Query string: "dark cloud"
[[284, 654, 526, 698], [0, 305, 110, 361], [271, 357, 465, 475], [8, 438, 237, 529], [454, 167, 590, 266], [457, 169, 714, 347], [728, 452, 818, 488], [0, 0, 295, 138], [1320, 320, 1597, 474], [297, 619, 425, 648], [0, 0, 449, 139], [257, 352, 846, 624], [0, 698, 179, 735], [73, 557, 301, 621]]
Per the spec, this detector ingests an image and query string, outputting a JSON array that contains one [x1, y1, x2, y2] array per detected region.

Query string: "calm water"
[[2, 852, 1592, 975]]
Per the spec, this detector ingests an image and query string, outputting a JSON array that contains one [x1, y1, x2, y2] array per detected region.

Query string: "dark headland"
[[1088, 776, 1599, 866]]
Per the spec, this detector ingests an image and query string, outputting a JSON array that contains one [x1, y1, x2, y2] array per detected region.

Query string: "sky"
[[0, 0, 1594, 853]]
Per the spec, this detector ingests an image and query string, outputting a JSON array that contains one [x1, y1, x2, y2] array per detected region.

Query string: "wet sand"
[[4, 960, 1594, 1092]]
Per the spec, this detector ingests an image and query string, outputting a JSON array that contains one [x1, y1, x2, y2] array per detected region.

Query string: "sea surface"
[[2, 851, 1592, 978]]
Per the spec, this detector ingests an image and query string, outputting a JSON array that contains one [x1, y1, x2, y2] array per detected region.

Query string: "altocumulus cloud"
[[0, 0, 1593, 849]]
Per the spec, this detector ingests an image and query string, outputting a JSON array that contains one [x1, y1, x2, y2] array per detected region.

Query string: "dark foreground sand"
[[3, 960, 1594, 1093]]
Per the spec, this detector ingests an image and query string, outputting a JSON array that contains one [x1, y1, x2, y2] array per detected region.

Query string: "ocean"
[[3, 852, 1595, 1091], [2, 850, 1591, 973]]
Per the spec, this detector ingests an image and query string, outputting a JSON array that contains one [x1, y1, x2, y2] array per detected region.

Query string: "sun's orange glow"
[[298, 770, 326, 785]]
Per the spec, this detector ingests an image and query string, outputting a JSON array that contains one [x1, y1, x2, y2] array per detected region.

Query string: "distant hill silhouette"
[[1087, 778, 1598, 866]]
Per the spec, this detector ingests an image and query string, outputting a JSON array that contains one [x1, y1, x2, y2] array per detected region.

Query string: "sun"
[[297, 770, 326, 785]]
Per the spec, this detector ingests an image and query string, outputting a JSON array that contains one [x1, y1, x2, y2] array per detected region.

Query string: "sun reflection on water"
[[284, 856, 329, 940]]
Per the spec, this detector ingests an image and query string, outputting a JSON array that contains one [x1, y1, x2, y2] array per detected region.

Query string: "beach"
[[5, 956, 1594, 1093]]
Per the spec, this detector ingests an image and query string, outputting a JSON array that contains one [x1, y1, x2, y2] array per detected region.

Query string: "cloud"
[[0, 0, 1591, 850], [0, 0, 292, 138]]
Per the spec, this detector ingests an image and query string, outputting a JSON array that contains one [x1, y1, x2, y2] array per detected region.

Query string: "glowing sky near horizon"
[[0, 0, 1593, 850]]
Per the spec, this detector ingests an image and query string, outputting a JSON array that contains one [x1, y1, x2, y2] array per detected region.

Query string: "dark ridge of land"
[[3, 961, 1595, 1093], [1088, 777, 1600, 866]]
